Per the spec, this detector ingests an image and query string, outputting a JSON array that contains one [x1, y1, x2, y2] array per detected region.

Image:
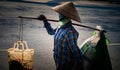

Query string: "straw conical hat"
[[51, 2, 81, 22]]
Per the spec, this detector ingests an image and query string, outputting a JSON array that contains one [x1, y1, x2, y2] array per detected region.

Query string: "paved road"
[[0, 0, 120, 70]]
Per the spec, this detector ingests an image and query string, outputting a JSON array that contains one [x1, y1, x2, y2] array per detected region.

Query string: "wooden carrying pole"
[[18, 16, 106, 32], [18, 16, 59, 22]]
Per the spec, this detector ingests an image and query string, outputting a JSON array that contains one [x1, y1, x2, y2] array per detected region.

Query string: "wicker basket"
[[7, 40, 34, 70]]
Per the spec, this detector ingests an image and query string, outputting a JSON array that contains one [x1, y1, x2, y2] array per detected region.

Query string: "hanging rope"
[[19, 18, 24, 41]]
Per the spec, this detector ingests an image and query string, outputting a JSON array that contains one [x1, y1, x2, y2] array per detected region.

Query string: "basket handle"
[[13, 40, 29, 50]]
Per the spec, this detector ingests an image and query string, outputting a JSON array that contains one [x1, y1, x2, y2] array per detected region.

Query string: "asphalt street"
[[0, 0, 120, 70]]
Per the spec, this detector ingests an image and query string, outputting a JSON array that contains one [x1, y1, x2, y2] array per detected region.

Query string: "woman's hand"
[[37, 14, 47, 21]]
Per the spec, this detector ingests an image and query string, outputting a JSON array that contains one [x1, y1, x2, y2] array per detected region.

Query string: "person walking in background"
[[38, 2, 83, 70]]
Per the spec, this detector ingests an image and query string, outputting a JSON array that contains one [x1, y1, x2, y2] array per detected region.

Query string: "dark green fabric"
[[94, 31, 112, 70]]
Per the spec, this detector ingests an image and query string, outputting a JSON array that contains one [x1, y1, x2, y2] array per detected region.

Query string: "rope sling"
[[19, 18, 24, 41]]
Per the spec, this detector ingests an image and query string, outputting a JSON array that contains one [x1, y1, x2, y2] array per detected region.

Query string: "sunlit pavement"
[[0, 0, 120, 70]]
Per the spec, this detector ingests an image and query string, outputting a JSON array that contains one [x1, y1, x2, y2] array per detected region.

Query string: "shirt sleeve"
[[43, 20, 56, 35], [67, 31, 82, 63]]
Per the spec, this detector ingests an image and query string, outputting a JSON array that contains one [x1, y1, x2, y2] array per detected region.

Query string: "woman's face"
[[58, 14, 70, 27]]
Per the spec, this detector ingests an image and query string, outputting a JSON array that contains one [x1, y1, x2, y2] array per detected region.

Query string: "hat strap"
[[59, 16, 66, 21]]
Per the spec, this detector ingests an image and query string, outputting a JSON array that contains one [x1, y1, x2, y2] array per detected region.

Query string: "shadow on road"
[[5, 0, 59, 6], [4, 0, 120, 10]]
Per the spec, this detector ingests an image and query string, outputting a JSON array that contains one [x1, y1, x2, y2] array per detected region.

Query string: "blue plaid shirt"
[[43, 20, 82, 66]]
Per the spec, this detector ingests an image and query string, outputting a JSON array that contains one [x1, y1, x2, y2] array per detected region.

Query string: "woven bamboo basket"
[[7, 40, 34, 70]]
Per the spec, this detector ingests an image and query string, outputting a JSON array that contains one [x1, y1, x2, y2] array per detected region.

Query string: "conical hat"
[[51, 2, 81, 22]]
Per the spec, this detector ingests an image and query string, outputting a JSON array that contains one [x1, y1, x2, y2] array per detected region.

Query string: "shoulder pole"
[[18, 16, 106, 32]]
